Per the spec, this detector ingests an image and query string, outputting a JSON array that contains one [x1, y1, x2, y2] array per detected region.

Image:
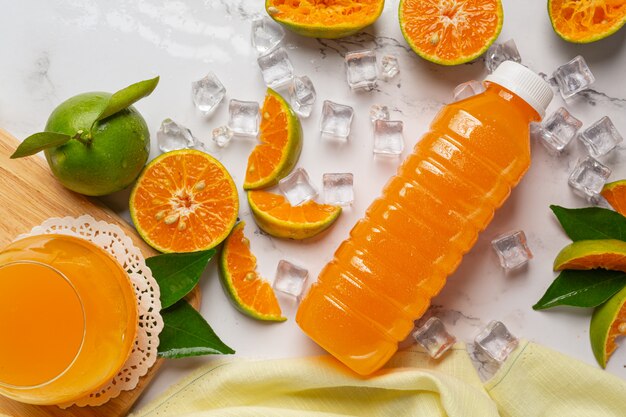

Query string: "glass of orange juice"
[[0, 234, 138, 405]]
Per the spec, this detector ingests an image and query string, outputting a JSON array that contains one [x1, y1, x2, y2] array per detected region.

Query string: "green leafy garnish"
[[93, 76, 160, 124], [158, 300, 234, 358], [550, 205, 626, 242], [10, 132, 72, 158], [533, 269, 626, 310], [147, 250, 215, 309]]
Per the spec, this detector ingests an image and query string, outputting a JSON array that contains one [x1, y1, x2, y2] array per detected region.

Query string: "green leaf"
[[533, 269, 626, 310], [146, 250, 215, 309], [10, 132, 72, 158], [158, 300, 234, 358], [93, 76, 159, 123], [550, 205, 626, 242]]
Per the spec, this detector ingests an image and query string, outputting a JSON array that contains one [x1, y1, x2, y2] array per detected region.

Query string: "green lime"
[[44, 92, 150, 196]]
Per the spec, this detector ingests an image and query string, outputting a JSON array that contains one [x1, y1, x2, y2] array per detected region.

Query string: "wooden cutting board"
[[0, 129, 199, 417]]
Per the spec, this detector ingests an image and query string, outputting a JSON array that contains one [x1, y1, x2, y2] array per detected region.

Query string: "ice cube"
[[257, 47, 294, 88], [369, 104, 390, 123], [453, 80, 486, 102], [228, 99, 260, 136], [412, 317, 457, 359], [157, 118, 196, 153], [191, 72, 226, 115], [380, 54, 399, 80], [289, 75, 316, 118], [320, 100, 354, 139], [212, 126, 232, 148], [373, 120, 404, 156], [474, 321, 518, 363], [273, 260, 309, 300], [278, 168, 318, 206], [484, 39, 521, 73], [251, 17, 285, 55], [532, 107, 583, 154], [491, 230, 533, 270], [345, 50, 377, 91], [578, 116, 623, 158], [552, 55, 595, 99], [568, 156, 611, 201], [323, 173, 354, 206]]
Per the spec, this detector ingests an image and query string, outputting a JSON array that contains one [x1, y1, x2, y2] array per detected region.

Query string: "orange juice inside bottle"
[[0, 234, 137, 405], [297, 62, 553, 375]]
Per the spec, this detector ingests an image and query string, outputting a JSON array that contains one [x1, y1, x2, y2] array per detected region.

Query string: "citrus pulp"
[[601, 179, 626, 216], [548, 0, 626, 43]]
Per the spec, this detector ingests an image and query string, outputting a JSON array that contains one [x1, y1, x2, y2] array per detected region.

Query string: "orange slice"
[[248, 190, 341, 240], [590, 285, 626, 368], [130, 150, 239, 253], [554, 239, 626, 272], [549, 0, 626, 44], [399, 0, 503, 65], [219, 222, 286, 321], [601, 179, 626, 216], [244, 89, 302, 190], [266, 0, 385, 39]]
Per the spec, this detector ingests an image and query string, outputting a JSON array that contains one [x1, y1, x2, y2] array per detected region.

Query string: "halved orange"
[[130, 150, 239, 253], [399, 0, 503, 65], [219, 222, 286, 321], [248, 190, 341, 240], [243, 89, 302, 190], [549, 0, 626, 44], [590, 285, 626, 368], [601, 179, 626, 216], [554, 239, 626, 272], [266, 0, 385, 39]]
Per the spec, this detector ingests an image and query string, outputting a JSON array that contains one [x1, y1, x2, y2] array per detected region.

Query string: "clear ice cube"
[[373, 120, 404, 156], [320, 100, 354, 139], [453, 80, 486, 102], [370, 104, 390, 123], [552, 55, 595, 99], [191, 72, 226, 115], [474, 321, 518, 363], [289, 75, 316, 118], [273, 260, 309, 300], [412, 317, 457, 359], [380, 54, 399, 80], [251, 17, 285, 55], [345, 50, 377, 91], [491, 230, 533, 270], [157, 118, 196, 153], [257, 47, 294, 88], [323, 173, 354, 206], [484, 39, 522, 73], [578, 116, 623, 158], [228, 99, 260, 136], [278, 168, 318, 206], [532, 107, 583, 154], [568, 156, 611, 201], [212, 126, 232, 148]]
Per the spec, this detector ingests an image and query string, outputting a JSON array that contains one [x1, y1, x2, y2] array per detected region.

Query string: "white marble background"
[[1, 0, 626, 410]]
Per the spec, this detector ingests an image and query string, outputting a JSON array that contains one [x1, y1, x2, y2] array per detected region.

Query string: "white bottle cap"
[[485, 61, 553, 118]]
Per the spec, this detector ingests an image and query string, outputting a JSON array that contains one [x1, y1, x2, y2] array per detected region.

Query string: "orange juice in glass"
[[0, 234, 138, 405]]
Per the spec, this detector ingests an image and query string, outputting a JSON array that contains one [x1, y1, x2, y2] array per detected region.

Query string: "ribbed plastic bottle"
[[296, 62, 553, 375]]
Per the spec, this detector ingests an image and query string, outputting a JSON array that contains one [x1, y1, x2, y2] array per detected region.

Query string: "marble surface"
[[1, 0, 626, 411]]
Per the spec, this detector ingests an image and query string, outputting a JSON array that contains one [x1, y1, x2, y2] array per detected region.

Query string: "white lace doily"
[[18, 214, 163, 407]]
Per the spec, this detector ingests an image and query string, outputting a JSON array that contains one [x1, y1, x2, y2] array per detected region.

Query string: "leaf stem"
[[72, 129, 92, 146]]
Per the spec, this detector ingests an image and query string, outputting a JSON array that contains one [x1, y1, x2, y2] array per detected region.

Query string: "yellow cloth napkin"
[[131, 341, 626, 417]]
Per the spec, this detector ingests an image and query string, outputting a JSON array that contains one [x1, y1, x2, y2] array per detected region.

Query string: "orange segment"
[[549, 0, 626, 43], [244, 89, 302, 190], [554, 239, 626, 272], [130, 150, 239, 253], [399, 0, 503, 65], [590, 285, 626, 368], [219, 222, 286, 321], [248, 191, 342, 240], [601, 180, 626, 216]]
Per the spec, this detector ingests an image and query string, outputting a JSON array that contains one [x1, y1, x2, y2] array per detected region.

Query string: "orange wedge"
[[601, 180, 626, 216], [219, 222, 286, 322], [590, 285, 626, 368]]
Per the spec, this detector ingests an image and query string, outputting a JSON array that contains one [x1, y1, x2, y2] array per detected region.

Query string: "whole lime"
[[44, 92, 150, 196]]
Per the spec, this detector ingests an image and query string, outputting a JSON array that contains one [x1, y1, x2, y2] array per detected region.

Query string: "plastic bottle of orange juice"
[[296, 62, 553, 375]]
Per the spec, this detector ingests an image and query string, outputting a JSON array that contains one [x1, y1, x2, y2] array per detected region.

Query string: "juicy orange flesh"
[[224, 224, 283, 318], [268, 0, 380, 26], [606, 302, 626, 357], [133, 152, 238, 252], [250, 191, 339, 223], [559, 253, 626, 272], [601, 184, 626, 216], [400, 0, 501, 62], [550, 0, 626, 41], [245, 94, 289, 185]]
